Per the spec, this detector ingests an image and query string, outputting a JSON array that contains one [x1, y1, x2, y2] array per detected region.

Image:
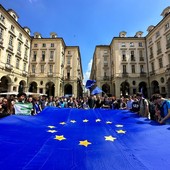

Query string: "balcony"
[[47, 72, 53, 77], [30, 72, 35, 77], [22, 70, 28, 76], [103, 76, 110, 81], [8, 44, 13, 51], [140, 72, 147, 77], [149, 71, 155, 76], [5, 63, 13, 70], [122, 72, 128, 77]]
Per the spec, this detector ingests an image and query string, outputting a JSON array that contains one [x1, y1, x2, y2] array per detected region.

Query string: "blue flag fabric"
[[85, 79, 96, 89], [0, 108, 170, 169], [91, 86, 103, 95]]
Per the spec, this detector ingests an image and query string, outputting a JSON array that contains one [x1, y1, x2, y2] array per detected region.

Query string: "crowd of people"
[[0, 92, 170, 124]]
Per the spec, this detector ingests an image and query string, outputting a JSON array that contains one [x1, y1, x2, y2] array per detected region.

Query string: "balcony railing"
[[103, 76, 110, 81], [149, 71, 155, 76], [122, 72, 128, 77], [140, 72, 147, 77], [47, 72, 53, 77], [5, 63, 13, 70], [22, 70, 28, 76]]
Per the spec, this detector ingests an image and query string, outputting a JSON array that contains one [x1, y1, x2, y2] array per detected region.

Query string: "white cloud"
[[83, 59, 92, 85]]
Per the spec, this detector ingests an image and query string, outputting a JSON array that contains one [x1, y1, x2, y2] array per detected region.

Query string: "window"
[[17, 42, 21, 52], [123, 65, 127, 73], [42, 51, 45, 61], [157, 41, 161, 54], [139, 50, 144, 61], [19, 33, 22, 40], [41, 65, 44, 73], [34, 44, 38, 47], [0, 27, 3, 39], [104, 56, 107, 65], [68, 51, 71, 54], [9, 35, 13, 47], [139, 42, 143, 47], [23, 63, 26, 71], [33, 51, 37, 61], [140, 65, 144, 73], [155, 31, 160, 38], [158, 58, 163, 68], [121, 42, 126, 47], [131, 51, 135, 61], [130, 42, 134, 47], [122, 51, 126, 61], [131, 65, 135, 73], [67, 57, 71, 65], [51, 43, 54, 47], [50, 51, 54, 60], [49, 65, 53, 73], [150, 47, 153, 58], [165, 23, 169, 31], [25, 48, 28, 57], [32, 65, 35, 73], [26, 39, 28, 45], [7, 54, 11, 64], [0, 14, 5, 23], [166, 33, 170, 49], [151, 62, 155, 72], [67, 72, 70, 79], [104, 50, 108, 54], [16, 58, 19, 69], [11, 25, 15, 32], [42, 43, 46, 47]]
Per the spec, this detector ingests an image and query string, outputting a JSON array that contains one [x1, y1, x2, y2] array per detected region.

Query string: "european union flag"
[[91, 86, 103, 95], [0, 108, 169, 169], [85, 79, 96, 89]]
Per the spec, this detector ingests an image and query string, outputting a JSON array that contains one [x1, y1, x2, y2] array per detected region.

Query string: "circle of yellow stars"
[[46, 119, 126, 147]]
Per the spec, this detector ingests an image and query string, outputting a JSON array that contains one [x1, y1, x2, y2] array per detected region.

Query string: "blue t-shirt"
[[162, 100, 170, 124]]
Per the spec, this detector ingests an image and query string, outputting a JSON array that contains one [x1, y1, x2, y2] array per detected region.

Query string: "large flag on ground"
[[0, 107, 170, 169], [85, 79, 96, 89]]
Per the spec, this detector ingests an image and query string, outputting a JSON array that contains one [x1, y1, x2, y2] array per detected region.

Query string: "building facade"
[[0, 5, 83, 97], [90, 7, 170, 98]]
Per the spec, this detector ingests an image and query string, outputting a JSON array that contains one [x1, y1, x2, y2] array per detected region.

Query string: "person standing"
[[136, 92, 150, 118]]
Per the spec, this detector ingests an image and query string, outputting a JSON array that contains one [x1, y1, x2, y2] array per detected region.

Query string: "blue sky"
[[1, 0, 170, 84]]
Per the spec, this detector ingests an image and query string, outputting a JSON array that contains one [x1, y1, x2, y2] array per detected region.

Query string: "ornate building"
[[90, 7, 170, 98], [0, 5, 83, 97]]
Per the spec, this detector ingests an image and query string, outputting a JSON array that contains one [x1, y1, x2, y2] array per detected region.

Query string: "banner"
[[0, 107, 169, 169], [14, 102, 33, 115]]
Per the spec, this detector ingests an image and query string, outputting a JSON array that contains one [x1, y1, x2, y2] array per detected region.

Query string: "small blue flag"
[[91, 86, 103, 95], [85, 79, 96, 89]]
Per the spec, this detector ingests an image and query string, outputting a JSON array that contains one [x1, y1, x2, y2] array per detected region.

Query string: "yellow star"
[[106, 121, 112, 124], [79, 140, 92, 147], [105, 135, 117, 142], [54, 135, 66, 141], [48, 126, 56, 129], [47, 130, 57, 133], [83, 119, 89, 123], [96, 119, 101, 122], [115, 124, 123, 128], [70, 120, 76, 123], [60, 122, 66, 125], [116, 130, 126, 134]]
